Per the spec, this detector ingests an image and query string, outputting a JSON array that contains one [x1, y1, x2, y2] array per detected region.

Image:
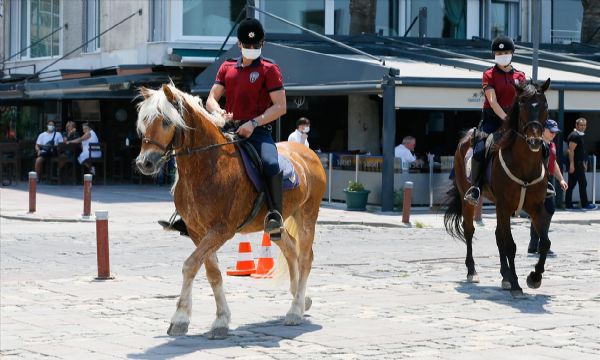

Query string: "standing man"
[[288, 117, 310, 147], [566, 118, 596, 210], [528, 120, 568, 255], [206, 18, 287, 239]]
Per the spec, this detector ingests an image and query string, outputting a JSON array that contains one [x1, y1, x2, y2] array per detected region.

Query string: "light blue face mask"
[[47, 125, 55, 132]]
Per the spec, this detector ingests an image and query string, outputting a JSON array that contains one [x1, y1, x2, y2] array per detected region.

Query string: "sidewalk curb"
[[0, 213, 95, 223]]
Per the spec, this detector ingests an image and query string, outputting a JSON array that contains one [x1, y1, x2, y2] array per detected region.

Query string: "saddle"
[[465, 129, 503, 185]]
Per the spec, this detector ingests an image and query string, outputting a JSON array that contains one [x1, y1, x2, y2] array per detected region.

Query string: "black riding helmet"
[[491, 35, 515, 52], [237, 18, 265, 45]]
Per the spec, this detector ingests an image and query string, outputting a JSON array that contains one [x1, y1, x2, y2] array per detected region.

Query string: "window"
[[490, 0, 518, 39], [552, 0, 583, 44], [171, 0, 246, 40], [334, 0, 398, 36], [84, 0, 100, 52], [404, 0, 466, 39], [21, 0, 61, 58], [264, 0, 326, 34]]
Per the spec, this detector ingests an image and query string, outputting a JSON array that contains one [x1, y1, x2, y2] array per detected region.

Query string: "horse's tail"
[[272, 215, 301, 284], [443, 180, 466, 243]]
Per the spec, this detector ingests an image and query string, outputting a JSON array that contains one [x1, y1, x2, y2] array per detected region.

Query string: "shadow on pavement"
[[127, 318, 322, 359], [455, 282, 552, 314]]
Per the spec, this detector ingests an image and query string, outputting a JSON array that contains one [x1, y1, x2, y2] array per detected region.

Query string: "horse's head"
[[513, 78, 551, 152], [135, 84, 190, 175]]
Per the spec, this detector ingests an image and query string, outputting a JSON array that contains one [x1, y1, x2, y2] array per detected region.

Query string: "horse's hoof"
[[305, 296, 312, 311], [284, 313, 303, 326], [510, 289, 526, 299], [501, 280, 511, 290], [207, 327, 228, 340], [167, 322, 189, 336], [467, 274, 480, 283], [526, 272, 542, 289]]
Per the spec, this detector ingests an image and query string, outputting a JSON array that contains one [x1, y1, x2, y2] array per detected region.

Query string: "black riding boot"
[[158, 213, 189, 236], [264, 171, 284, 241], [464, 158, 482, 206]]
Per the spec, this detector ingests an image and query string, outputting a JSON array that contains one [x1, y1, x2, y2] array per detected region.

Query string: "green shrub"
[[347, 180, 365, 192], [393, 187, 404, 209]]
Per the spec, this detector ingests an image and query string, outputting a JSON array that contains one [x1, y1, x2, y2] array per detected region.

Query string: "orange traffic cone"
[[226, 237, 256, 276], [251, 233, 274, 279]]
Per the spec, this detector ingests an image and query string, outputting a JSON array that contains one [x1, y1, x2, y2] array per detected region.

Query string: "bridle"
[[514, 94, 546, 145]]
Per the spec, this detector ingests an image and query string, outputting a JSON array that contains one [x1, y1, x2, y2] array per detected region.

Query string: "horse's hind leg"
[[463, 202, 479, 283], [273, 219, 301, 324], [204, 253, 231, 339], [527, 206, 551, 289]]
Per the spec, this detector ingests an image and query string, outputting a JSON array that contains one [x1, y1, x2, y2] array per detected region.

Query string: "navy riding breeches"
[[473, 109, 503, 162], [246, 126, 280, 177]]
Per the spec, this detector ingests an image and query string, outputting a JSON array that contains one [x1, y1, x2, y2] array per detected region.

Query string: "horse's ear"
[[162, 84, 178, 105], [540, 78, 551, 93], [139, 86, 152, 99]]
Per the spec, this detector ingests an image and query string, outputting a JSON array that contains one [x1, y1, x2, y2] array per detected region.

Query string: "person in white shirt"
[[34, 120, 64, 178], [394, 136, 417, 167], [67, 122, 102, 175], [287, 117, 310, 147]]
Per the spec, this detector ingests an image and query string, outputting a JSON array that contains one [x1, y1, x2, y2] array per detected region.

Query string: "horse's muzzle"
[[136, 151, 164, 175], [526, 137, 543, 152]]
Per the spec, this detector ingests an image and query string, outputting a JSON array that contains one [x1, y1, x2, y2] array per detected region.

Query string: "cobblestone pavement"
[[1, 186, 599, 359]]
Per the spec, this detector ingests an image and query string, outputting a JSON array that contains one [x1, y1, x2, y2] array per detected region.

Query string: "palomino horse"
[[135, 84, 326, 338], [444, 79, 552, 298]]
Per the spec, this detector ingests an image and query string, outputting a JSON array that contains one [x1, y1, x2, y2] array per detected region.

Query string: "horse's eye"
[[162, 118, 170, 128]]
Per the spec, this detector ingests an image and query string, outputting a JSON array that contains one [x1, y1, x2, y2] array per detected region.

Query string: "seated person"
[[34, 120, 64, 179], [67, 122, 102, 175], [394, 136, 417, 168], [288, 117, 310, 147]]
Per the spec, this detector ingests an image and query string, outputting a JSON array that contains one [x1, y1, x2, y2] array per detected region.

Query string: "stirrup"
[[464, 186, 480, 206], [264, 210, 283, 241], [546, 182, 556, 198], [158, 211, 179, 231]]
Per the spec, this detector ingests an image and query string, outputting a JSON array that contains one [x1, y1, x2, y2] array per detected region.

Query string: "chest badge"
[[249, 71, 260, 83]]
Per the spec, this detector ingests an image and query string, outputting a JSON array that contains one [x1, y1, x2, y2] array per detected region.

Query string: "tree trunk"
[[581, 0, 600, 44], [349, 0, 376, 35]]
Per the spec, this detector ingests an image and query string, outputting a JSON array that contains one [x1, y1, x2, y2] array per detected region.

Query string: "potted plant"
[[393, 187, 404, 211], [344, 180, 370, 211]]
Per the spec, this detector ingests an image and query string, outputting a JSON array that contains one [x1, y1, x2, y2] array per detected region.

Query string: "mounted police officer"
[[464, 35, 527, 206], [206, 18, 287, 240]]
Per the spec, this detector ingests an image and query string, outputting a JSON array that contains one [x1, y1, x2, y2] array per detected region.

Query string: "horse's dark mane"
[[496, 83, 539, 150]]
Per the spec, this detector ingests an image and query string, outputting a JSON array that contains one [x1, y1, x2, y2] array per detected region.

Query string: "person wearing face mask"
[[67, 122, 102, 175], [566, 118, 596, 210], [34, 119, 64, 179], [464, 35, 527, 206], [159, 18, 287, 240], [288, 117, 310, 147]]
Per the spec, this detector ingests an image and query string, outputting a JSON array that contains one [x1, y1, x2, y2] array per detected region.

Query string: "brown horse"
[[444, 79, 552, 298], [135, 84, 326, 338]]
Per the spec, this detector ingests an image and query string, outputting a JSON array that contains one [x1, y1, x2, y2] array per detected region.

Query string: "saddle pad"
[[464, 148, 494, 186], [236, 144, 300, 192]]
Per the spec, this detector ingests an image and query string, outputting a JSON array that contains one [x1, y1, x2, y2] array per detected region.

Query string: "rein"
[[142, 130, 247, 162]]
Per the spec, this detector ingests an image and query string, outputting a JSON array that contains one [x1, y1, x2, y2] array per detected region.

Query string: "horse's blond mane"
[[136, 83, 225, 135]]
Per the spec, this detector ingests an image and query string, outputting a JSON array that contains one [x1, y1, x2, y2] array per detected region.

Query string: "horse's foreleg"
[[495, 213, 512, 291], [168, 251, 203, 336], [204, 253, 231, 339], [527, 208, 551, 289], [462, 201, 478, 283], [497, 211, 524, 298]]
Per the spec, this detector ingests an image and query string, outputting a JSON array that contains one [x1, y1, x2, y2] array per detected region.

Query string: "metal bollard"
[[95, 210, 113, 280], [83, 174, 93, 217], [474, 196, 483, 222], [28, 172, 37, 213], [402, 181, 414, 224]]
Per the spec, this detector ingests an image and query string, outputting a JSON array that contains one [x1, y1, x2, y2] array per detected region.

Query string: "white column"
[[466, 0, 480, 40], [325, 0, 334, 35]]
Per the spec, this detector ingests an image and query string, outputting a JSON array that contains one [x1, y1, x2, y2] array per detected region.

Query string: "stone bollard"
[[83, 174, 93, 217], [95, 210, 113, 280], [402, 181, 414, 224], [28, 172, 37, 213]]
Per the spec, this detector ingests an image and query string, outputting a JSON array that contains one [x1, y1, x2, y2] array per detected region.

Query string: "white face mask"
[[241, 48, 261, 60], [302, 126, 310, 134], [495, 54, 512, 66], [47, 125, 55, 132]]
